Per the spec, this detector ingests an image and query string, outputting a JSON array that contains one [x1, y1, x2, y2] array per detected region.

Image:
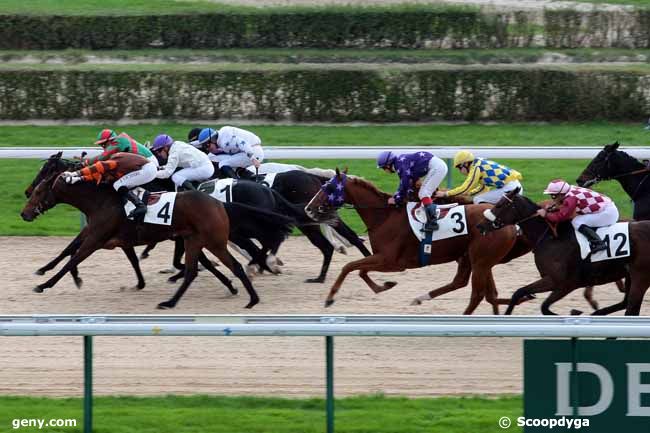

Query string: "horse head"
[[304, 167, 348, 221], [21, 170, 66, 222], [25, 151, 79, 198], [479, 187, 537, 234], [576, 142, 643, 188]]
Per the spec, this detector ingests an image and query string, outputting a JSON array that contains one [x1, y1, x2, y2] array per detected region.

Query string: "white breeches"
[[113, 160, 158, 190], [211, 146, 264, 169], [473, 180, 524, 204], [418, 156, 448, 200], [571, 204, 619, 229], [171, 163, 215, 186]]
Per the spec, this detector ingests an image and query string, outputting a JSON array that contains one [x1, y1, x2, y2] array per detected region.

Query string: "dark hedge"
[[0, 68, 647, 121]]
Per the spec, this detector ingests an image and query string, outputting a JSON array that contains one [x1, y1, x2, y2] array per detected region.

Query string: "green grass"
[[3, 48, 650, 65], [0, 0, 473, 16], [0, 394, 522, 433], [7, 122, 647, 236]]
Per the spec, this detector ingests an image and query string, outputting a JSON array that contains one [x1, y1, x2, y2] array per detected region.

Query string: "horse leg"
[[411, 256, 471, 305], [167, 239, 187, 282], [359, 270, 397, 293], [206, 246, 259, 309], [33, 236, 103, 293], [36, 233, 84, 288], [624, 274, 650, 316], [300, 226, 334, 283], [582, 286, 599, 310], [140, 242, 157, 259], [592, 291, 629, 316], [198, 251, 237, 295], [157, 239, 200, 309], [483, 270, 500, 315], [325, 254, 394, 307], [331, 219, 371, 257], [231, 236, 270, 276], [505, 277, 554, 315], [540, 287, 575, 315], [122, 246, 146, 290]]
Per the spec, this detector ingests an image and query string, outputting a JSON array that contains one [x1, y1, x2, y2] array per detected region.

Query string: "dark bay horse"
[[577, 142, 650, 220], [25, 153, 233, 291], [304, 169, 520, 314], [480, 189, 650, 315], [21, 156, 294, 309]]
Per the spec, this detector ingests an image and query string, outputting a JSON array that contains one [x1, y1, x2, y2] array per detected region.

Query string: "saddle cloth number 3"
[[406, 203, 469, 242]]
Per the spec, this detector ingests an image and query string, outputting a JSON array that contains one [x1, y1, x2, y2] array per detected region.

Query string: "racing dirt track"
[[0, 236, 639, 397]]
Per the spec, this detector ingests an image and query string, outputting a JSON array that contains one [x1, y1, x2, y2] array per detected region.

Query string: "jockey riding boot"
[[180, 180, 196, 191], [578, 224, 608, 254], [423, 203, 439, 233], [220, 165, 239, 179], [118, 186, 147, 222]]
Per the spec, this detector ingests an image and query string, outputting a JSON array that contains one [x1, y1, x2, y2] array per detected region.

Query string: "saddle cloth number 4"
[[123, 190, 177, 226]]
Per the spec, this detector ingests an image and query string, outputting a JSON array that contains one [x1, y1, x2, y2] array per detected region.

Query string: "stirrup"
[[590, 241, 608, 253]]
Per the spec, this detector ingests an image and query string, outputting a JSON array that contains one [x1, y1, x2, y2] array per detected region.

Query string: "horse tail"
[[222, 202, 295, 237], [305, 167, 336, 179], [268, 188, 319, 225]]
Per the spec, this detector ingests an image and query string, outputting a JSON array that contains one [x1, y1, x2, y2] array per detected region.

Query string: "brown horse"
[[304, 169, 520, 314], [21, 158, 294, 309], [480, 188, 650, 315]]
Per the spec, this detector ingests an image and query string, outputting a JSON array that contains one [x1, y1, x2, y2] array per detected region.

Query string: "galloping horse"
[[21, 153, 294, 309], [480, 189, 650, 315], [577, 142, 650, 219], [304, 169, 520, 314], [25, 153, 235, 291]]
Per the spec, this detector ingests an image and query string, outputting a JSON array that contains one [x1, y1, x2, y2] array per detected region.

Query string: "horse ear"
[[335, 167, 341, 178], [55, 151, 63, 159], [613, 141, 620, 150], [511, 187, 520, 195], [343, 166, 348, 174]]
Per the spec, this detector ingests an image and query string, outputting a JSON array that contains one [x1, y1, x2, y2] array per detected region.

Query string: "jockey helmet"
[[543, 179, 571, 195], [151, 134, 174, 152], [188, 127, 202, 143], [453, 150, 474, 168], [376, 151, 396, 169], [198, 128, 218, 146], [95, 129, 117, 146]]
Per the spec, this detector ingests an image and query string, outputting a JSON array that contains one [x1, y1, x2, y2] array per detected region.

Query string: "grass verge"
[[0, 394, 522, 433]]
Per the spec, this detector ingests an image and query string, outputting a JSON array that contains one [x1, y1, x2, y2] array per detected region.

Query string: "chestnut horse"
[[21, 156, 294, 309], [304, 169, 519, 314]]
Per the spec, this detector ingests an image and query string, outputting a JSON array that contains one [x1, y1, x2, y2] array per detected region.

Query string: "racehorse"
[[25, 153, 235, 291], [21, 153, 294, 309], [577, 142, 650, 219], [304, 169, 520, 314], [480, 188, 650, 315]]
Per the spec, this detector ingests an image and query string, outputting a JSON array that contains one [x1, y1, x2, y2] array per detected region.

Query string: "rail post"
[[84, 335, 93, 433], [571, 337, 579, 418], [326, 336, 334, 433], [446, 158, 453, 188]]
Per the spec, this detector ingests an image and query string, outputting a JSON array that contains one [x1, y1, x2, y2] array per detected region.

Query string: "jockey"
[[187, 127, 203, 150], [151, 134, 215, 190], [86, 129, 158, 220], [538, 179, 619, 254], [198, 126, 263, 179], [436, 150, 523, 204], [377, 150, 448, 233]]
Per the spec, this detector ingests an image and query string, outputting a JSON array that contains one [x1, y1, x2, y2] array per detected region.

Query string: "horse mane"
[[614, 148, 645, 170], [305, 167, 336, 178], [348, 175, 391, 198]]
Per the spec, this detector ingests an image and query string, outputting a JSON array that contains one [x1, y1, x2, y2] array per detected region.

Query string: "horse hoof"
[[570, 309, 584, 316], [410, 298, 422, 306], [35, 269, 46, 276], [33, 286, 45, 293], [305, 277, 325, 283], [245, 298, 259, 309], [336, 247, 347, 255], [276, 258, 284, 266], [140, 253, 149, 260], [158, 268, 176, 274], [73, 278, 83, 289], [167, 276, 182, 283], [324, 299, 335, 308], [157, 301, 175, 310], [228, 287, 238, 295], [385, 281, 397, 289]]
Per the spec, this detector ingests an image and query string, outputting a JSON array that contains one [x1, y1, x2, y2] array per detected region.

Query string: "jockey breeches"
[[571, 204, 619, 229], [211, 147, 264, 169], [419, 156, 448, 200], [113, 161, 157, 191], [473, 180, 524, 204], [171, 163, 215, 186]]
